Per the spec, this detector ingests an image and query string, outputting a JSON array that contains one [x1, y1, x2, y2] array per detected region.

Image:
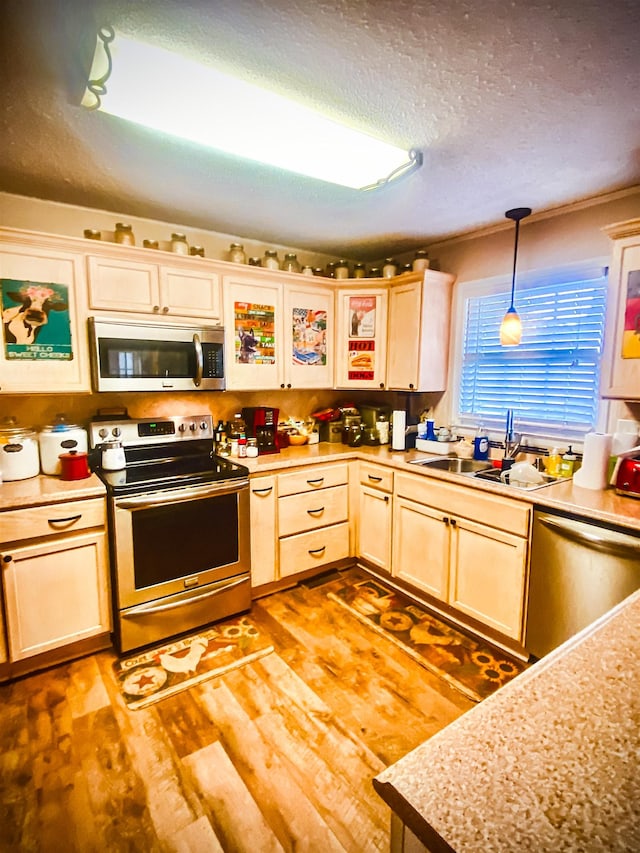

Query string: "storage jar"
[[0, 418, 40, 481], [412, 250, 430, 272], [114, 223, 135, 245], [334, 260, 350, 280], [353, 263, 366, 279], [38, 414, 88, 476], [282, 253, 301, 273], [228, 243, 246, 264], [262, 249, 280, 269], [382, 258, 398, 278], [170, 233, 189, 254]]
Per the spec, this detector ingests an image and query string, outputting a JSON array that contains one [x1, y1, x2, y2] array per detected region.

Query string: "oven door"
[[111, 479, 250, 651]]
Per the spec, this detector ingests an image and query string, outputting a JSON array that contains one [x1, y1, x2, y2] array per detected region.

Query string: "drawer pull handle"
[[252, 486, 273, 495], [306, 477, 324, 485], [368, 475, 383, 482], [308, 546, 326, 556], [306, 507, 324, 515], [48, 514, 83, 526]]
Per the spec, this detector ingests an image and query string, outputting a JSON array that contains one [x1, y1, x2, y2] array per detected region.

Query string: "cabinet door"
[[448, 518, 527, 640], [335, 286, 388, 389], [358, 484, 392, 572], [284, 281, 334, 388], [0, 242, 90, 393], [249, 476, 277, 589], [2, 531, 111, 661], [223, 274, 283, 389], [387, 271, 453, 392], [159, 266, 222, 321], [392, 495, 449, 601], [600, 225, 640, 399], [87, 255, 160, 314]]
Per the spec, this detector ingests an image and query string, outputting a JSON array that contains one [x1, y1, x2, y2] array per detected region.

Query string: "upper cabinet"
[[0, 230, 90, 394], [386, 270, 455, 392], [601, 218, 640, 399], [335, 285, 389, 389], [87, 253, 222, 322], [223, 269, 334, 391]]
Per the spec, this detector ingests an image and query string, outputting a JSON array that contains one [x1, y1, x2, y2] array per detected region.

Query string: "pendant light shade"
[[500, 206, 532, 346]]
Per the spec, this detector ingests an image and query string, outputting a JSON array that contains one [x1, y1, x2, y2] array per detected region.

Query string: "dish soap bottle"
[[473, 425, 489, 461], [559, 446, 576, 478]]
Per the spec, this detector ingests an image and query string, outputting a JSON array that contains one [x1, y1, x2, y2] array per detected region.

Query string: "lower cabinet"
[[357, 461, 393, 572], [0, 497, 112, 667], [392, 472, 530, 641]]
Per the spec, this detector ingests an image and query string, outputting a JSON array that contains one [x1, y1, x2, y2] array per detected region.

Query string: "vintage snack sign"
[[622, 269, 640, 359], [348, 295, 376, 380], [291, 307, 327, 366], [1, 279, 73, 361], [233, 301, 276, 364]]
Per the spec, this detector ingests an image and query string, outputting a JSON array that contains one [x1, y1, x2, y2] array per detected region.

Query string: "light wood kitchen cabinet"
[[277, 463, 350, 579], [249, 474, 277, 589], [0, 497, 111, 664], [392, 472, 530, 641], [386, 270, 455, 391], [223, 270, 334, 390], [357, 461, 393, 572], [335, 285, 389, 389], [87, 254, 222, 321], [0, 229, 90, 394], [600, 218, 640, 399]]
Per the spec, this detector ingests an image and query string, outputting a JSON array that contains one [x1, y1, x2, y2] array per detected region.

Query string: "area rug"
[[328, 576, 526, 702], [113, 615, 274, 710]]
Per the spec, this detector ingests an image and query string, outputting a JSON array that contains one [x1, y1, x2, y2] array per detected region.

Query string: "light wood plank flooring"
[[0, 568, 473, 852]]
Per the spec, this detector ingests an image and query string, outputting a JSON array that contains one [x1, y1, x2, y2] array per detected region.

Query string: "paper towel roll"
[[391, 410, 406, 451], [573, 432, 612, 490]]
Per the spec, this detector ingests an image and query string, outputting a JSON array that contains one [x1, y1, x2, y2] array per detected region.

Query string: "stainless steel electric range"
[[89, 414, 250, 654]]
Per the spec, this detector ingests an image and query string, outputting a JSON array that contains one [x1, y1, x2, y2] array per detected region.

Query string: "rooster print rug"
[[329, 575, 526, 702], [113, 615, 274, 710]]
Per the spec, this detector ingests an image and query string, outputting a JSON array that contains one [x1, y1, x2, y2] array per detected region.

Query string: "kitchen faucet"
[[503, 409, 522, 459]]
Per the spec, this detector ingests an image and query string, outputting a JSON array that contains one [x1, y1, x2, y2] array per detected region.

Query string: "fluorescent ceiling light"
[[82, 27, 422, 190]]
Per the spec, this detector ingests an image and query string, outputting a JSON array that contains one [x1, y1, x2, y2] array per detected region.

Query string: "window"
[[453, 263, 609, 442]]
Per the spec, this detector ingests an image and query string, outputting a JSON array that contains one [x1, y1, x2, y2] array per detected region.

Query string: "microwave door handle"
[[193, 333, 203, 387]]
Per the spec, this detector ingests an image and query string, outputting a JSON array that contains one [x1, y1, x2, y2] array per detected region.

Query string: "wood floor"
[[0, 568, 473, 853]]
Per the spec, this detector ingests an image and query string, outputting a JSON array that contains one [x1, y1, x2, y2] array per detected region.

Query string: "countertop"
[[372, 587, 640, 852], [2, 444, 639, 533]]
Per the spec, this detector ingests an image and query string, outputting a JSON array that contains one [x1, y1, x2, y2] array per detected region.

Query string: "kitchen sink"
[[408, 456, 493, 474], [409, 455, 565, 491]]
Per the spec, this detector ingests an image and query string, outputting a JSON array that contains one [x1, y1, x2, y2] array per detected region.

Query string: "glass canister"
[[248, 257, 262, 266], [83, 229, 101, 240], [262, 249, 280, 269], [114, 223, 135, 246], [412, 250, 430, 272], [325, 262, 336, 278], [369, 267, 382, 278], [282, 252, 301, 273], [143, 238, 159, 250], [382, 258, 398, 278], [170, 232, 189, 254], [301, 265, 315, 276], [334, 260, 350, 280], [190, 245, 205, 257], [353, 262, 366, 279], [228, 243, 246, 264]]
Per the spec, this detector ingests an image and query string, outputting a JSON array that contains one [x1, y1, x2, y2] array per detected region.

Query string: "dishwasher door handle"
[[539, 515, 640, 559]]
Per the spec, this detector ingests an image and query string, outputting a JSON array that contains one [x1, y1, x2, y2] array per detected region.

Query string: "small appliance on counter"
[[614, 453, 640, 498], [241, 406, 279, 454]]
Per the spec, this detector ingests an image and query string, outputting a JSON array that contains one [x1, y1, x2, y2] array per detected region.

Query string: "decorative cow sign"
[[1, 280, 73, 360]]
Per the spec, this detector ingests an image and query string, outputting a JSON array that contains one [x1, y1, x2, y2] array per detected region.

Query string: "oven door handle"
[[122, 576, 248, 617], [116, 479, 249, 508], [193, 333, 203, 387]]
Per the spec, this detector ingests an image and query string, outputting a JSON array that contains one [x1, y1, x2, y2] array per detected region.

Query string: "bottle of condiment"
[[376, 413, 389, 445], [246, 438, 259, 458], [282, 252, 301, 273], [262, 249, 280, 269], [382, 258, 398, 278], [334, 260, 350, 280], [114, 223, 135, 246], [238, 436, 247, 458], [170, 232, 189, 254], [228, 243, 246, 264]]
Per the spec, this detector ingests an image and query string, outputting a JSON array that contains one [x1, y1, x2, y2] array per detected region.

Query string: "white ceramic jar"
[[0, 419, 40, 481], [38, 415, 88, 476]]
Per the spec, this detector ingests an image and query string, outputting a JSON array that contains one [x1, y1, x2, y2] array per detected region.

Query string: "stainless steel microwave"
[[88, 317, 225, 392]]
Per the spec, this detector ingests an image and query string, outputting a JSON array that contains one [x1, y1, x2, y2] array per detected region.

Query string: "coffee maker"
[[242, 407, 279, 454]]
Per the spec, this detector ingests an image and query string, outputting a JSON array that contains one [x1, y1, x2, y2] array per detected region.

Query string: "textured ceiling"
[[1, 0, 639, 259]]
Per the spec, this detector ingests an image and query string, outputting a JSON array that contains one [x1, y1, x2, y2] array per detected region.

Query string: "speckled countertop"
[[373, 588, 640, 852], [0, 473, 105, 510]]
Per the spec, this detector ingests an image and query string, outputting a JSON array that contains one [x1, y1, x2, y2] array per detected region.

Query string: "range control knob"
[[178, 423, 187, 432], [200, 421, 208, 431], [98, 427, 108, 439], [112, 427, 121, 437], [189, 422, 197, 431]]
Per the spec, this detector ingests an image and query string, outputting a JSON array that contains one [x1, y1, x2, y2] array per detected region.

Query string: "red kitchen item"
[[615, 455, 640, 498], [59, 450, 91, 481], [311, 407, 341, 422]]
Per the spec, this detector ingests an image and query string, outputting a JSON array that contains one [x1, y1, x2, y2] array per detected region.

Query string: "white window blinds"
[[457, 265, 608, 440]]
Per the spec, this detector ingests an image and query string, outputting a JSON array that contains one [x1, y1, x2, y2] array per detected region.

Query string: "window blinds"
[[458, 267, 608, 439]]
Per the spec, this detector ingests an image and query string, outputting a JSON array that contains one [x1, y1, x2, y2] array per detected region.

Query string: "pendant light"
[[500, 206, 532, 346]]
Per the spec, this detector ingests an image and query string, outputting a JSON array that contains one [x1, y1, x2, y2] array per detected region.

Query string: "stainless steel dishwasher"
[[526, 508, 640, 658]]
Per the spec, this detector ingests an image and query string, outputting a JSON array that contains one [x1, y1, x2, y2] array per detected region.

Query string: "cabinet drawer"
[[359, 461, 393, 492], [394, 472, 530, 537], [279, 522, 350, 577], [278, 485, 348, 537], [0, 498, 106, 544], [278, 463, 349, 497]]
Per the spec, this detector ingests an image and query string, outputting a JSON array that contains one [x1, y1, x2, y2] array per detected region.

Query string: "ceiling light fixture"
[[82, 27, 423, 190], [500, 206, 532, 346]]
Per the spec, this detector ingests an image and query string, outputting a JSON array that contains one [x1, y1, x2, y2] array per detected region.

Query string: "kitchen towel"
[[391, 410, 406, 451], [573, 432, 612, 490]]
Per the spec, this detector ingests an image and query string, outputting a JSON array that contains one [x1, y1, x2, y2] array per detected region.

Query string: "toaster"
[[614, 455, 640, 498]]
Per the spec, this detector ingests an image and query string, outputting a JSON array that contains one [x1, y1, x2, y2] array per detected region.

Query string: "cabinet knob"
[[409, 383, 414, 390], [287, 383, 292, 389], [152, 305, 160, 312], [379, 383, 385, 389], [280, 383, 285, 389], [162, 306, 169, 313], [2, 554, 12, 564]]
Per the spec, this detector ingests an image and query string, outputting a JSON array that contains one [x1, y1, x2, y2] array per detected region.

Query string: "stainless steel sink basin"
[[471, 467, 564, 491], [408, 456, 493, 474]]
